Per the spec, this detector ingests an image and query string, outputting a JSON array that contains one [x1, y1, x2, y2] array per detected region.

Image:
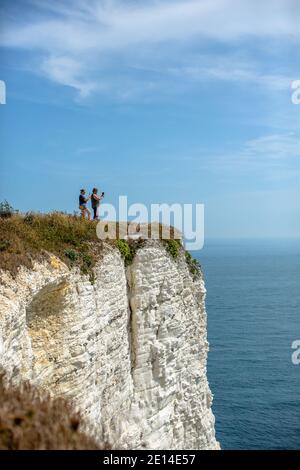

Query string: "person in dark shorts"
[[79, 189, 91, 220], [91, 188, 104, 220]]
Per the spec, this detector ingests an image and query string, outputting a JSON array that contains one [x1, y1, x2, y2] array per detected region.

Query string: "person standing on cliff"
[[79, 189, 91, 220], [91, 188, 104, 221]]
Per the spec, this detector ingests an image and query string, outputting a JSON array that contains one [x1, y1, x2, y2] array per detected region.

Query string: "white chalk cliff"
[[0, 240, 219, 449]]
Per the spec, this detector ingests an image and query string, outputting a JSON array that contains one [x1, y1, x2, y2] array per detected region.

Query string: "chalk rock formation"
[[0, 240, 219, 449]]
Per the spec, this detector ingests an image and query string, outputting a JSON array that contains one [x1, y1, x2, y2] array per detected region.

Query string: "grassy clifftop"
[[0, 213, 102, 276], [0, 212, 200, 279]]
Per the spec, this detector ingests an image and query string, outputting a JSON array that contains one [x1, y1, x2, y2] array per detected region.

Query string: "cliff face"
[[0, 240, 219, 450]]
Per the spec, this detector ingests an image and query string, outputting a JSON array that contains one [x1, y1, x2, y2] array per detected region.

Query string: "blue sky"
[[0, 0, 300, 238]]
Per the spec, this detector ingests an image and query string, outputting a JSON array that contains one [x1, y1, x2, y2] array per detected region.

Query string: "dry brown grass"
[[0, 373, 106, 450], [0, 212, 103, 277], [0, 213, 181, 277]]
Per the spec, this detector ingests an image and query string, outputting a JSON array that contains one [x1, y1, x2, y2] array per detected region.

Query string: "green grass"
[[163, 239, 181, 259], [114, 239, 139, 266], [185, 250, 202, 279], [163, 239, 201, 279], [115, 240, 133, 265]]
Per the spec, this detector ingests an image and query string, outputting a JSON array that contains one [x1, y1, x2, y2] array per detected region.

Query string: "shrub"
[[64, 249, 78, 262], [0, 201, 14, 219], [185, 250, 201, 279], [163, 240, 201, 279], [115, 239, 135, 266], [0, 240, 10, 252], [81, 252, 92, 268], [23, 212, 35, 225], [163, 239, 181, 259]]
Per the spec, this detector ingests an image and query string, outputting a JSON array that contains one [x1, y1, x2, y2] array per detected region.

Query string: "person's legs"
[[80, 206, 85, 218], [85, 208, 91, 220], [93, 207, 97, 220], [80, 206, 90, 220]]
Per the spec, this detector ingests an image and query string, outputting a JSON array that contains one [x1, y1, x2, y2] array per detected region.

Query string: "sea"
[[195, 239, 300, 450]]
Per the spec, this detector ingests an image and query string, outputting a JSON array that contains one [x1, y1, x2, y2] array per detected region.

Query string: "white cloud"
[[169, 64, 292, 91], [242, 133, 300, 160], [3, 0, 300, 51], [41, 55, 97, 97], [206, 133, 300, 182], [76, 146, 100, 154], [1, 0, 299, 99]]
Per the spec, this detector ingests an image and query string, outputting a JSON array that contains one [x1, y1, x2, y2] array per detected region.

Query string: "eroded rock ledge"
[[0, 240, 219, 450]]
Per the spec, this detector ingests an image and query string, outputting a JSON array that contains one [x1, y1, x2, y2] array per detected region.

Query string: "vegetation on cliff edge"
[[0, 373, 106, 450], [163, 239, 201, 279], [0, 210, 200, 279], [0, 212, 102, 277]]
